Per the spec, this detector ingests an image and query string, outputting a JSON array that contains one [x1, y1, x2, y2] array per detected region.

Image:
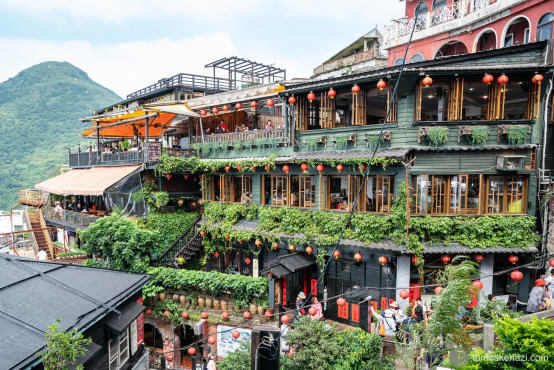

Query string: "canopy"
[[260, 253, 316, 278], [144, 103, 201, 117], [82, 113, 176, 138], [35, 165, 142, 196]]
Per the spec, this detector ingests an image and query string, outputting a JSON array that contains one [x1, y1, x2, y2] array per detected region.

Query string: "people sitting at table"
[[241, 192, 252, 204], [238, 123, 248, 132], [216, 120, 227, 134]]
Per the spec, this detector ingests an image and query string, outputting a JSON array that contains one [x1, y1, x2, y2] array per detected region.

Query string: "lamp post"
[[383, 262, 395, 307]]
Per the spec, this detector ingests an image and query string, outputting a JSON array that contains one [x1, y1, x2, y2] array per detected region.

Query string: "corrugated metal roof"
[[401, 243, 538, 255], [199, 156, 295, 163], [293, 148, 409, 161], [413, 144, 537, 152]]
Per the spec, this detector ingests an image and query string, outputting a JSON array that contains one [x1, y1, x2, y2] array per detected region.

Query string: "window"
[[523, 28, 530, 44], [290, 175, 315, 208], [449, 175, 480, 215], [410, 54, 424, 63], [504, 33, 514, 47], [233, 175, 252, 204], [538, 13, 554, 41], [393, 58, 404, 66], [321, 175, 394, 213], [486, 175, 526, 214], [263, 175, 289, 206], [220, 174, 234, 203], [412, 175, 447, 215], [415, 2, 428, 16], [201, 175, 215, 202], [109, 327, 130, 370], [432, 0, 446, 9]]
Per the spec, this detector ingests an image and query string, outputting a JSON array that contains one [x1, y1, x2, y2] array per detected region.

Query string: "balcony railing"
[[197, 128, 285, 144], [43, 206, 99, 228], [126, 73, 233, 99], [68, 148, 196, 167], [18, 189, 48, 205], [384, 0, 492, 46]]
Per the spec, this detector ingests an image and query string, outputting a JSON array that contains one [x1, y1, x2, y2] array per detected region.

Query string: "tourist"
[[487, 294, 496, 302], [310, 296, 323, 320], [412, 298, 427, 317], [265, 120, 274, 130], [527, 279, 550, 313], [390, 301, 405, 327], [201, 358, 207, 370], [544, 269, 554, 300], [370, 306, 396, 335], [413, 305, 425, 323], [54, 201, 64, 219], [296, 292, 306, 317], [37, 250, 47, 260], [216, 120, 227, 133], [240, 123, 248, 132], [75, 203, 83, 212], [507, 294, 518, 312], [207, 353, 216, 370]]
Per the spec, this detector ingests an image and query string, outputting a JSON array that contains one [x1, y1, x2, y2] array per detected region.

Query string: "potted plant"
[[159, 291, 166, 303], [249, 302, 257, 316], [180, 295, 186, 307]]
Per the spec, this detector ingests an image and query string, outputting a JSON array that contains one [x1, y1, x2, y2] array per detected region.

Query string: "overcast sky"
[[0, 0, 404, 97]]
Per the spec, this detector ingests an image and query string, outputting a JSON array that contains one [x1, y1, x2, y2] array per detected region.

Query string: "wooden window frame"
[[320, 175, 394, 213], [234, 175, 252, 204], [320, 92, 336, 128], [262, 175, 289, 207], [352, 89, 367, 125], [220, 174, 234, 204], [290, 175, 315, 208], [412, 175, 447, 215], [296, 96, 309, 130], [526, 81, 541, 119], [387, 85, 398, 123], [485, 175, 527, 214], [201, 175, 214, 202]]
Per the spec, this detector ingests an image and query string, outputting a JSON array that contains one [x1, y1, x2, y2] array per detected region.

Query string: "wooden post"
[[144, 115, 149, 162]]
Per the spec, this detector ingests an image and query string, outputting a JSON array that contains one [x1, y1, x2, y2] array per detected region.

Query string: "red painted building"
[[385, 0, 554, 65]]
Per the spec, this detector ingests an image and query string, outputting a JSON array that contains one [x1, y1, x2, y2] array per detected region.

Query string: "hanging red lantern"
[[214, 251, 219, 258], [411, 256, 420, 264], [336, 164, 344, 172], [164, 310, 170, 317], [441, 255, 451, 264], [273, 242, 279, 249], [307, 91, 316, 102], [188, 347, 196, 356], [222, 104, 230, 111], [264, 310, 272, 318], [308, 307, 316, 316], [399, 290, 409, 299], [221, 311, 229, 320], [224, 165, 231, 172], [266, 98, 274, 107], [434, 286, 444, 295], [300, 163, 309, 171], [550, 258, 554, 268], [377, 79, 387, 91], [251, 101, 258, 108], [165, 174, 172, 180], [236, 103, 242, 109], [354, 252, 363, 262], [245, 257, 251, 265], [238, 239, 244, 244], [422, 75, 433, 88], [201, 109, 207, 116], [474, 254, 484, 263], [472, 280, 483, 290], [533, 74, 544, 85], [305, 246, 313, 254], [200, 230, 206, 237], [198, 174, 203, 179], [352, 84, 361, 95], [183, 174, 190, 180], [508, 255, 519, 264], [328, 88, 336, 99], [166, 353, 174, 362], [482, 74, 494, 85], [281, 315, 290, 324], [212, 107, 219, 114], [236, 165, 242, 172], [182, 311, 189, 319], [288, 96, 296, 105], [251, 166, 256, 172], [282, 165, 290, 173], [255, 239, 262, 247], [201, 311, 208, 319], [146, 308, 152, 315], [265, 165, 272, 172], [497, 74, 509, 85], [510, 270, 523, 282], [288, 244, 296, 252], [359, 163, 368, 172], [337, 297, 346, 307], [316, 164, 325, 172], [224, 235, 230, 240], [379, 256, 388, 265], [243, 311, 251, 319], [333, 250, 341, 259], [208, 336, 216, 345]]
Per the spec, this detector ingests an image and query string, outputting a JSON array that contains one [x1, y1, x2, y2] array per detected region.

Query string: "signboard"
[[253, 258, 259, 278], [136, 297, 144, 346], [217, 325, 252, 357], [337, 302, 349, 319], [274, 279, 282, 305], [146, 142, 162, 162], [381, 297, 388, 309], [409, 283, 420, 302], [351, 304, 360, 323], [310, 279, 318, 296]]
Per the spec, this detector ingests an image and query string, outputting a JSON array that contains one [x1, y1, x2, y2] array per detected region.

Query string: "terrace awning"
[[35, 165, 142, 196], [260, 253, 316, 278], [144, 103, 201, 117], [82, 112, 177, 138]]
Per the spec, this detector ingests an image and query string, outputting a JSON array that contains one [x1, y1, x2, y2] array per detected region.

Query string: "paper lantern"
[[328, 88, 336, 99], [422, 75, 433, 87], [235, 103, 242, 109], [377, 80, 387, 91], [508, 255, 519, 264], [164, 310, 170, 317], [224, 235, 230, 240], [208, 336, 216, 345], [214, 251, 219, 258], [305, 246, 313, 254], [255, 239, 262, 246], [288, 96, 296, 105], [251, 101, 258, 108], [533, 74, 544, 85], [288, 244, 296, 252], [434, 286, 444, 294], [201, 311, 208, 319], [300, 163, 309, 171], [482, 74, 494, 85], [474, 254, 484, 263], [188, 347, 196, 356], [282, 165, 290, 173], [441, 255, 451, 264], [222, 104, 230, 111], [308, 307, 316, 316], [212, 107, 219, 114], [497, 74, 509, 85], [549, 258, 554, 268], [337, 297, 346, 306], [336, 164, 344, 172], [281, 315, 290, 324], [273, 242, 279, 250], [379, 256, 388, 265], [236, 165, 241, 172], [264, 310, 272, 318], [232, 330, 240, 339], [359, 163, 368, 172], [510, 270, 523, 282], [307, 91, 316, 102], [146, 308, 152, 315], [166, 353, 174, 362], [472, 280, 483, 290], [200, 230, 206, 237], [399, 290, 409, 299], [224, 165, 231, 172], [201, 109, 207, 116], [182, 311, 189, 319], [243, 311, 251, 319], [354, 252, 363, 262], [266, 98, 274, 107], [222, 312, 229, 320], [333, 250, 341, 259], [352, 84, 361, 94], [411, 256, 420, 264], [317, 164, 325, 172]]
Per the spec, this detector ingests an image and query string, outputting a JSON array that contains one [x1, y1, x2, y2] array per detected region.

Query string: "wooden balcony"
[[43, 206, 99, 229], [18, 189, 48, 206], [68, 148, 195, 167], [197, 128, 286, 145]]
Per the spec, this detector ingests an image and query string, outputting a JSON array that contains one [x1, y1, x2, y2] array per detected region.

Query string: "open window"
[[262, 175, 289, 206], [449, 175, 480, 215], [220, 174, 234, 203], [486, 175, 527, 214], [290, 175, 315, 208], [412, 175, 447, 215], [367, 85, 397, 124], [415, 77, 454, 121], [201, 175, 215, 202], [233, 175, 252, 204], [321, 175, 394, 213]]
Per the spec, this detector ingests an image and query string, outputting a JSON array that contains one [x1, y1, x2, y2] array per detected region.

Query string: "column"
[[396, 255, 411, 310], [479, 254, 494, 304]]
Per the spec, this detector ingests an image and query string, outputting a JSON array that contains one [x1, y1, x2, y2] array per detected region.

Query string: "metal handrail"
[[126, 73, 233, 99], [152, 217, 202, 266]]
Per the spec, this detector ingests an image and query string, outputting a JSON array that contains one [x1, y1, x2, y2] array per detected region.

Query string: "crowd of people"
[[203, 119, 276, 135], [54, 200, 100, 218]]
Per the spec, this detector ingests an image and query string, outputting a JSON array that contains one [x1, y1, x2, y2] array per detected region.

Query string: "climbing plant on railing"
[[366, 135, 384, 149], [427, 127, 448, 147], [469, 126, 489, 146], [334, 134, 349, 150], [305, 137, 319, 151], [507, 126, 528, 146]]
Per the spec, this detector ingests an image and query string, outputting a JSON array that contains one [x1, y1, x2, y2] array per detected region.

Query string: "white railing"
[[385, 0, 492, 45]]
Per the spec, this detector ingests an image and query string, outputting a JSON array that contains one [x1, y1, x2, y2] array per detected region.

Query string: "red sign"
[[351, 304, 360, 323], [369, 301, 378, 311], [409, 283, 420, 302], [283, 277, 287, 306], [338, 302, 349, 319], [136, 297, 144, 345], [389, 298, 394, 307], [381, 297, 388, 309], [310, 279, 318, 296]]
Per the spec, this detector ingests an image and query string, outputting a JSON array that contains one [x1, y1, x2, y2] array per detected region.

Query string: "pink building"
[[384, 0, 554, 65]]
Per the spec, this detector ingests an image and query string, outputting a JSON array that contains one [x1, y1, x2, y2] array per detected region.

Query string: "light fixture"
[[383, 262, 395, 277]]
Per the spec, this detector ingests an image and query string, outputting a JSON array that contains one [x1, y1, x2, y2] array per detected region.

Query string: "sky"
[[0, 0, 404, 98]]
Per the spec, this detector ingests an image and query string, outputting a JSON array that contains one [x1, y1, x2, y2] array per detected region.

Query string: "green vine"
[[293, 157, 399, 172], [234, 141, 244, 150], [468, 126, 489, 146], [366, 135, 384, 149], [305, 137, 319, 151], [334, 134, 350, 150], [426, 127, 448, 147], [507, 126, 528, 146]]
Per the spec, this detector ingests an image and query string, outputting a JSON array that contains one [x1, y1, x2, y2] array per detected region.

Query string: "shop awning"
[[261, 253, 316, 278], [35, 165, 142, 196], [82, 113, 177, 138], [104, 300, 146, 335], [144, 103, 201, 118]]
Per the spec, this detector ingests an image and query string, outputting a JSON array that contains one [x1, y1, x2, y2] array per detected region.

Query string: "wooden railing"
[[166, 148, 196, 158], [43, 206, 100, 228], [21, 210, 39, 257], [69, 148, 196, 167], [55, 255, 88, 264], [199, 128, 285, 144], [126, 73, 232, 99], [18, 189, 48, 206], [152, 217, 201, 267]]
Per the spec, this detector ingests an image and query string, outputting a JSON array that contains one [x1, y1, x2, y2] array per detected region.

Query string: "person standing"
[[207, 354, 216, 370], [310, 297, 323, 320], [296, 292, 306, 317], [527, 279, 550, 313], [370, 306, 396, 335], [37, 250, 47, 260], [544, 269, 554, 304], [265, 120, 274, 130]]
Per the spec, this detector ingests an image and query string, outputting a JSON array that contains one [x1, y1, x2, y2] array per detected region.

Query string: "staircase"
[[152, 217, 202, 268], [27, 208, 55, 259]]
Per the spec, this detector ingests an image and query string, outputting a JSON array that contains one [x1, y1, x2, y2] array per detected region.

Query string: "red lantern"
[[482, 74, 494, 85], [508, 255, 519, 264], [201, 109, 207, 116], [533, 74, 544, 85], [434, 286, 444, 295], [255, 239, 262, 246], [146, 308, 152, 315], [328, 88, 336, 99], [474, 254, 484, 263], [238, 239, 244, 244], [333, 250, 341, 259], [182, 311, 189, 319], [214, 251, 219, 258], [281, 315, 290, 324], [188, 347, 196, 356], [164, 310, 170, 317], [288, 96, 296, 105], [252, 166, 256, 172], [208, 336, 216, 345], [265, 165, 272, 172], [308, 307, 316, 316], [411, 256, 420, 264], [282, 165, 290, 173], [165, 174, 172, 180], [300, 163, 309, 171], [212, 107, 219, 114], [264, 310, 272, 318], [273, 242, 279, 249], [377, 79, 387, 91], [201, 311, 208, 319], [336, 164, 344, 172], [200, 230, 206, 237], [510, 270, 523, 282], [166, 353, 174, 362], [422, 75, 433, 88], [359, 163, 368, 172], [550, 258, 554, 268], [337, 297, 346, 306], [245, 257, 251, 265], [289, 244, 296, 252], [222, 311, 229, 320], [222, 104, 230, 111], [317, 164, 324, 172], [236, 165, 242, 172], [379, 256, 388, 265], [183, 174, 190, 180], [251, 101, 258, 108], [354, 252, 363, 262], [236, 103, 242, 109], [352, 84, 361, 95], [305, 246, 313, 254], [441, 255, 451, 264], [497, 74, 509, 85], [243, 311, 251, 319], [266, 98, 274, 107], [224, 165, 231, 172], [399, 290, 409, 299], [225, 235, 230, 240], [307, 91, 316, 102], [473, 280, 483, 290]]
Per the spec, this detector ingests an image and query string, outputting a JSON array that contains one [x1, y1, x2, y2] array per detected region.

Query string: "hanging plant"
[[243, 140, 253, 150], [234, 141, 244, 150], [507, 126, 528, 146], [469, 126, 489, 146], [268, 138, 280, 148], [305, 137, 318, 151], [257, 138, 268, 148], [426, 127, 448, 147], [367, 135, 384, 149], [334, 134, 349, 150]]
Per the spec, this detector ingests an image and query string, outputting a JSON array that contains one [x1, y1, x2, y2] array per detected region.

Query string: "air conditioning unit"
[[496, 155, 525, 171]]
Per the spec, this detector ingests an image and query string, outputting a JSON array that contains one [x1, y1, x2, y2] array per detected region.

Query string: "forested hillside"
[[0, 61, 121, 210]]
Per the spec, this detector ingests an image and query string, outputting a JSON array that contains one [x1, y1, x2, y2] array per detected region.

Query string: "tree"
[[38, 319, 92, 370], [217, 340, 252, 370]]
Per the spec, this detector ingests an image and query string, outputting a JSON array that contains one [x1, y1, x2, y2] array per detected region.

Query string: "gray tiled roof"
[[292, 148, 409, 161]]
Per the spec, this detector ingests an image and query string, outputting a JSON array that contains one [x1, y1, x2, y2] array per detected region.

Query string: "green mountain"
[[0, 61, 121, 210]]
